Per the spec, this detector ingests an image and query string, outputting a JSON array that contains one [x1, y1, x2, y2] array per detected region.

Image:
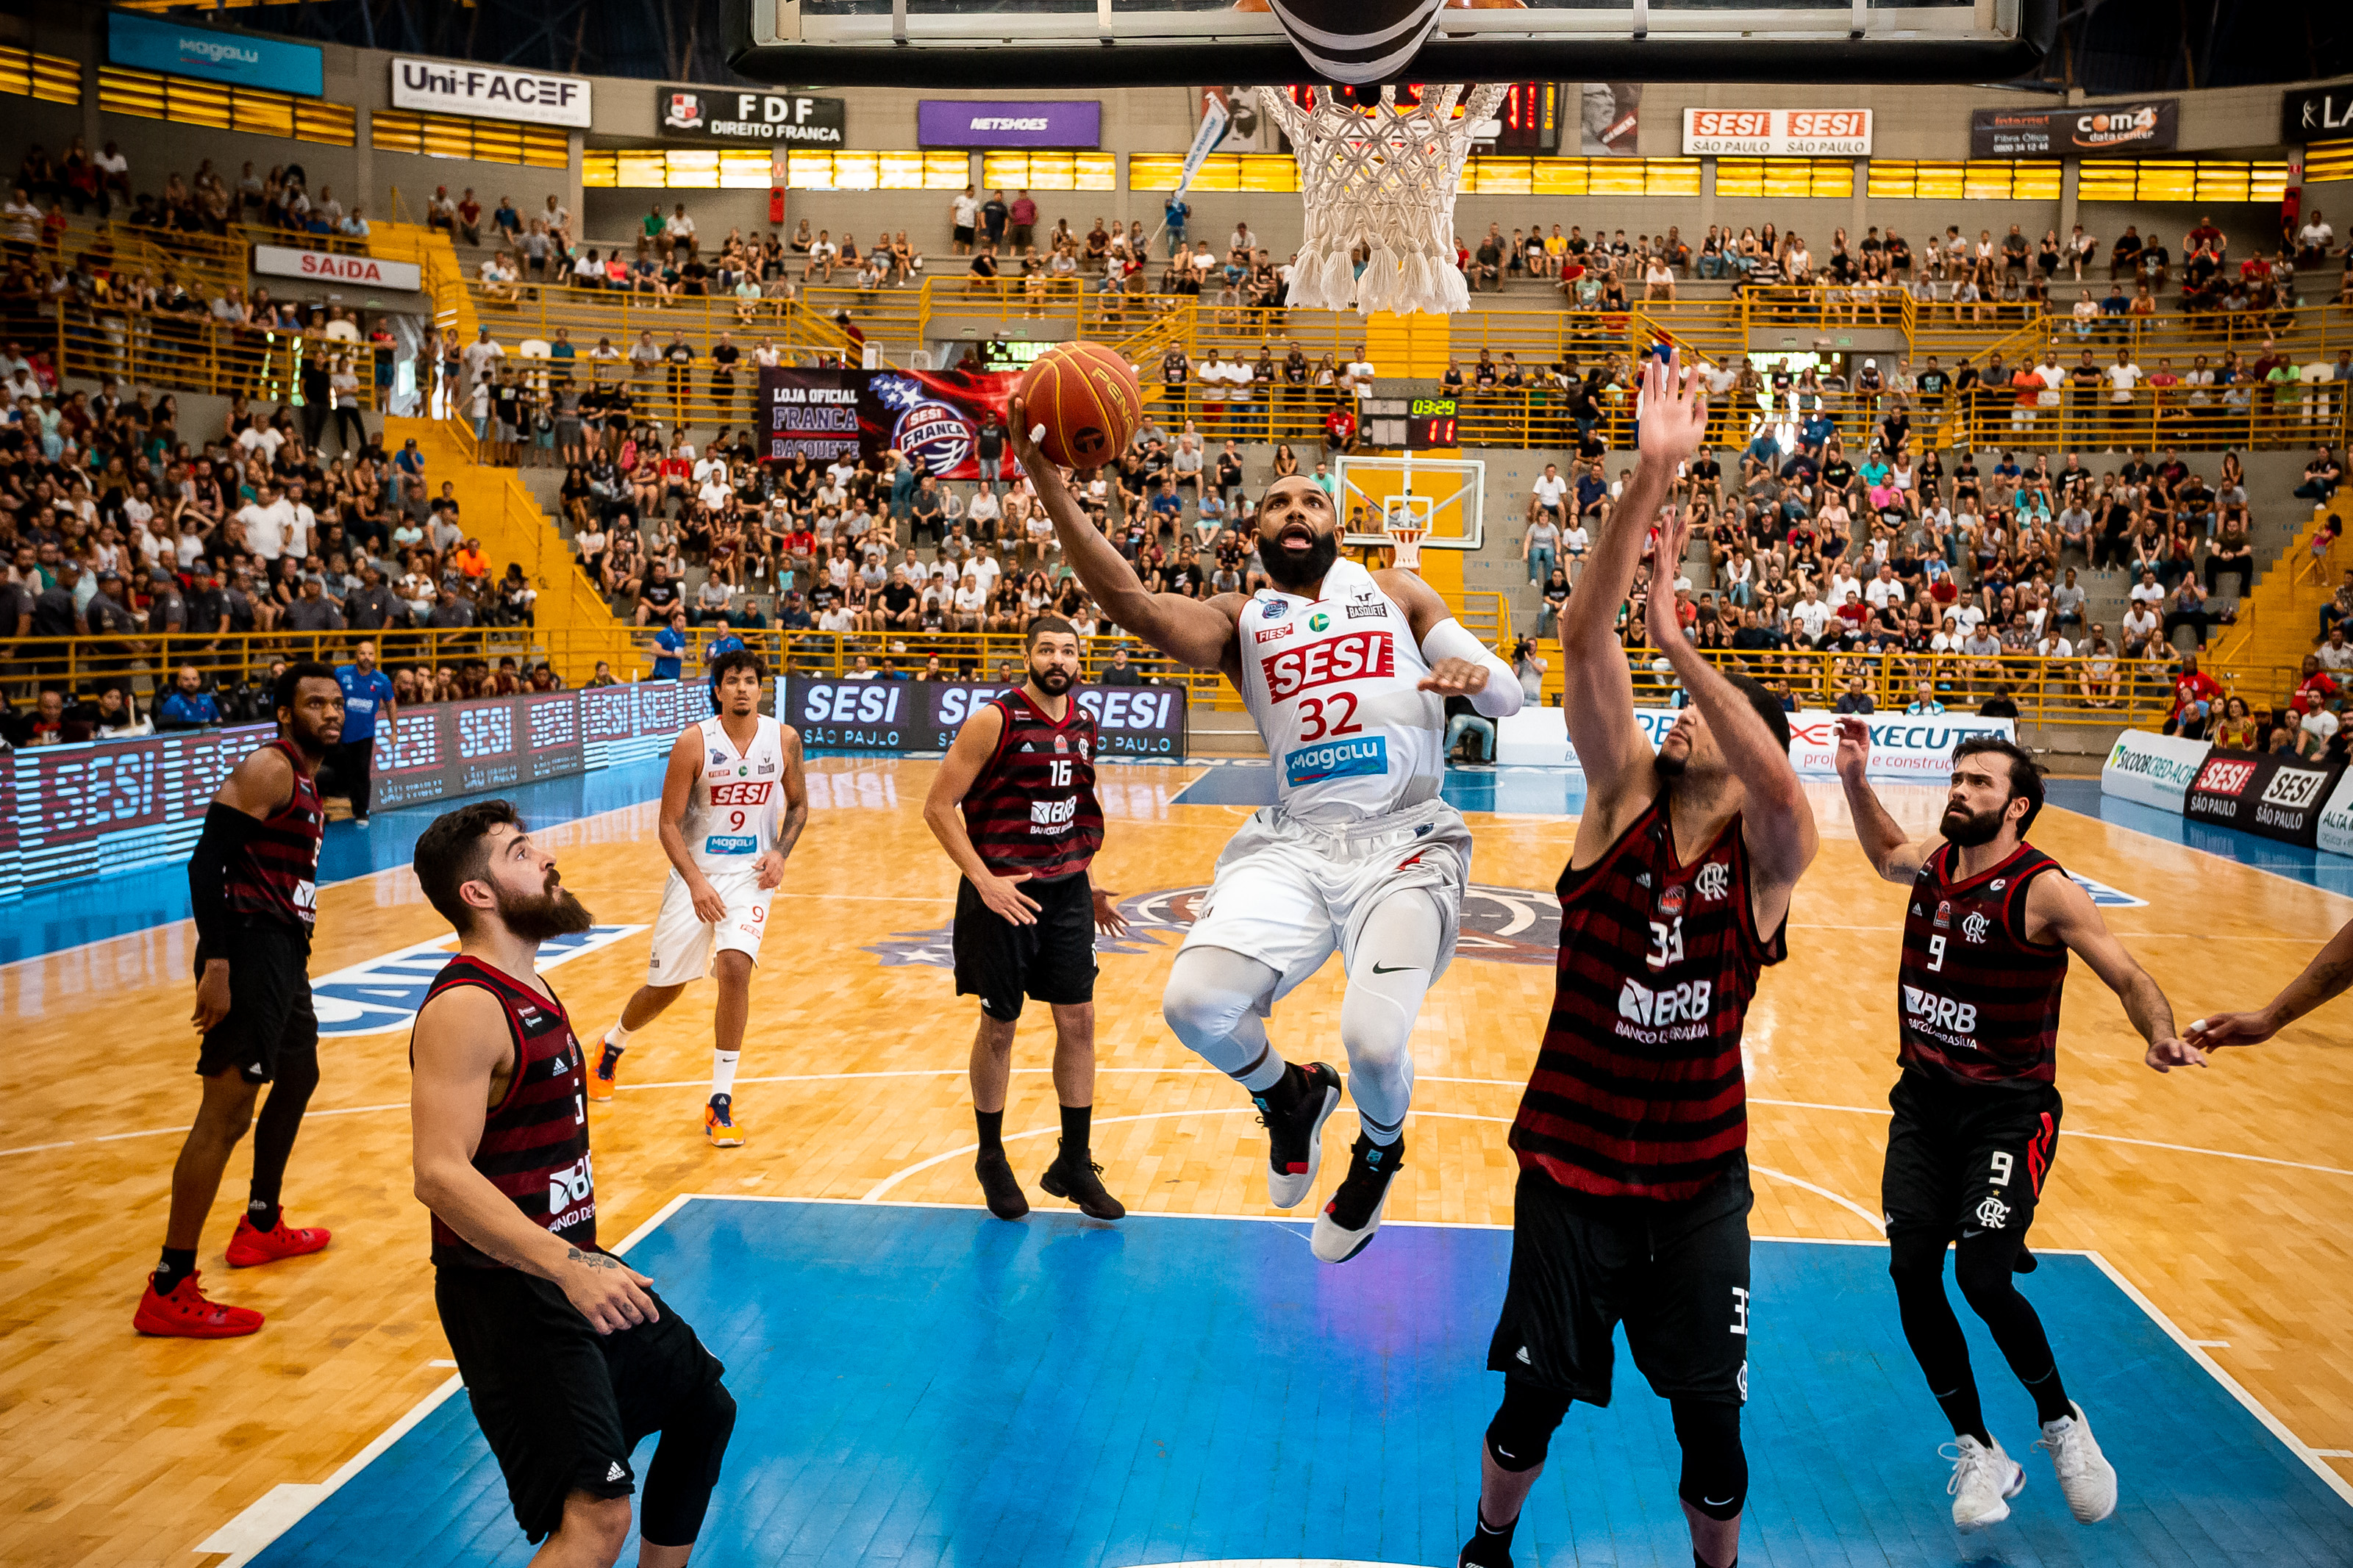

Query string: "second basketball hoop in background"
[[1384, 518, 1429, 573]]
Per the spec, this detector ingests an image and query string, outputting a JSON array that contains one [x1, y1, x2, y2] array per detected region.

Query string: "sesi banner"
[[2182, 749, 2343, 846], [2099, 729, 2211, 812], [860, 370, 1023, 480], [782, 678, 1185, 756]]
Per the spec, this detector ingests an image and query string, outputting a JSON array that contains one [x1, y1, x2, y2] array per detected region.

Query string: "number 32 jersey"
[[682, 715, 788, 876], [1236, 557, 1442, 826]]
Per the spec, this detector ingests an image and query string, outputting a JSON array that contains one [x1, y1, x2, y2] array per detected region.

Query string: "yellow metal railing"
[[1, 298, 386, 410]]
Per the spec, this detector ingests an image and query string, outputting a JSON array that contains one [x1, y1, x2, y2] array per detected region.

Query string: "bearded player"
[[1013, 397, 1522, 1262], [1836, 719, 2199, 1532], [1461, 352, 1814, 1568], [593, 650, 807, 1146]]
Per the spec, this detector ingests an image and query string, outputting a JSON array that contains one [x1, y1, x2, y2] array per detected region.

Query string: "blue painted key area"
[[253, 1200, 2353, 1567]]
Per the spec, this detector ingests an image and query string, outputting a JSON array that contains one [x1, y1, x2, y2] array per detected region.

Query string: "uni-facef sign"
[[390, 56, 592, 129]]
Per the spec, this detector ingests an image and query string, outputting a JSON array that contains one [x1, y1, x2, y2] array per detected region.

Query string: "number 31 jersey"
[[682, 715, 788, 876], [1236, 556, 1441, 826]]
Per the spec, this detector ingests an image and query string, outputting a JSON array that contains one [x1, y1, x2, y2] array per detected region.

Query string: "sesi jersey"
[[1512, 792, 1788, 1200], [681, 715, 787, 875], [1897, 841, 2069, 1089], [1235, 556, 1443, 826]]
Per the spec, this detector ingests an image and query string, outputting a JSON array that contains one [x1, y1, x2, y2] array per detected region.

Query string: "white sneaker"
[[2036, 1401, 2118, 1523], [1943, 1433, 2026, 1531]]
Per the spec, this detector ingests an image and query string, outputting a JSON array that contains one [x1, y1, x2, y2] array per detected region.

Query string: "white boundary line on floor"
[[200, 1192, 2352, 1566]]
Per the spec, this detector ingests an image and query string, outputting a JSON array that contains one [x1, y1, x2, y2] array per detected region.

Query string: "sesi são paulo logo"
[[869, 374, 974, 475], [310, 926, 646, 1037], [865, 884, 1563, 970]]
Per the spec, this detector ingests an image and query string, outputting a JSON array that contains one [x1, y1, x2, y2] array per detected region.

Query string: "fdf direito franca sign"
[[660, 85, 846, 144]]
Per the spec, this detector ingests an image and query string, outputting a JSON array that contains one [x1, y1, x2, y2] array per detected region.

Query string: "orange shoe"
[[704, 1093, 743, 1148], [225, 1213, 332, 1267], [587, 1038, 624, 1103], [134, 1271, 264, 1338]]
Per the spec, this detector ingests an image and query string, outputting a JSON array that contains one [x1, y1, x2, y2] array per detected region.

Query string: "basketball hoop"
[[1257, 82, 1508, 316], [1385, 519, 1429, 573]]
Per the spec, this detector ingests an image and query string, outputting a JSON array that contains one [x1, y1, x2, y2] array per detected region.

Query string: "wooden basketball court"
[[4, 755, 2349, 1566]]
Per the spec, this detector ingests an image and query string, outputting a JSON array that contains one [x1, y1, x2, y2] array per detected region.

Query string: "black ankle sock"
[[1257, 1061, 1306, 1116], [975, 1109, 1004, 1154], [1058, 1103, 1091, 1161], [1460, 1508, 1516, 1568], [1934, 1383, 1993, 1449], [154, 1247, 196, 1295], [246, 1198, 280, 1233]]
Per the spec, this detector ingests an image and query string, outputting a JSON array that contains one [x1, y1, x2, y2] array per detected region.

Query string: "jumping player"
[[1463, 353, 1815, 1568], [410, 800, 736, 1567], [135, 662, 342, 1338], [922, 616, 1129, 1222], [1835, 719, 2200, 1531], [1013, 395, 1523, 1262], [593, 650, 807, 1146]]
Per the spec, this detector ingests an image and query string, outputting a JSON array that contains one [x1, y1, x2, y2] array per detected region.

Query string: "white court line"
[[2192, 1339, 2232, 1347], [207, 1371, 465, 1568]]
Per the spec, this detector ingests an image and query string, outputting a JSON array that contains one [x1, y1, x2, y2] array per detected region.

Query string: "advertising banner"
[[252, 245, 424, 293], [391, 56, 592, 129], [2182, 750, 2343, 847], [1497, 707, 2010, 777], [917, 100, 1101, 149], [2282, 86, 2353, 145], [0, 683, 708, 900], [2316, 770, 2353, 859], [109, 12, 324, 97], [2099, 730, 2211, 813], [860, 369, 1024, 481], [1680, 108, 1872, 157], [758, 367, 865, 464], [1969, 99, 2177, 158], [659, 85, 845, 144], [782, 679, 1186, 757]]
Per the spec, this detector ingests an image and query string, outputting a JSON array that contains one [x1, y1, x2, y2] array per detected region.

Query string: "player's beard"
[[496, 870, 595, 940], [1941, 801, 2007, 847], [1029, 662, 1074, 695], [1260, 525, 1338, 593]]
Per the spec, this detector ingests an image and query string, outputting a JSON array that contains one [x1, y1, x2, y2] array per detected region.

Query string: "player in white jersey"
[[591, 649, 807, 1146], [1012, 404, 1523, 1261]]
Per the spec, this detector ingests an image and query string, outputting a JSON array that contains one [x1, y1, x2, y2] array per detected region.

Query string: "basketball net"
[[1257, 82, 1508, 316], [1385, 520, 1429, 573]]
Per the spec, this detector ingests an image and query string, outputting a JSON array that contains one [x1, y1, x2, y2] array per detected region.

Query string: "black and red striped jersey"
[[1511, 790, 1789, 1200], [413, 956, 596, 1268], [1897, 841, 2069, 1089], [960, 687, 1103, 881], [223, 737, 323, 931]]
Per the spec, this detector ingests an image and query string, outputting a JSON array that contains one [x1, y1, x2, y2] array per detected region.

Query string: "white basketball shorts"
[[645, 865, 775, 984], [1180, 796, 1471, 1001]]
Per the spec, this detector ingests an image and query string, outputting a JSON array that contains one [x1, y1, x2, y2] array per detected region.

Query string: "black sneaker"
[[1457, 1523, 1513, 1568], [1040, 1141, 1126, 1220], [975, 1148, 1029, 1220], [1311, 1133, 1404, 1264], [1256, 1061, 1343, 1209]]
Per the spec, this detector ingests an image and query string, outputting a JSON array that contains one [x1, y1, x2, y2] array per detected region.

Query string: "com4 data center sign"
[[782, 678, 1185, 756], [2101, 730, 2210, 812], [2183, 751, 2343, 847]]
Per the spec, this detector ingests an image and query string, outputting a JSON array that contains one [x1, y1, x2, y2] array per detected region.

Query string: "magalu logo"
[[312, 926, 646, 1037], [864, 883, 1563, 970]]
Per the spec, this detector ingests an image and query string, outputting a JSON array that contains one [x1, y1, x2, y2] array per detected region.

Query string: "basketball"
[[1017, 341, 1144, 470]]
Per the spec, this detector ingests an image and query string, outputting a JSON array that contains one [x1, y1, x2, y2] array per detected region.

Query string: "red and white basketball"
[[1018, 341, 1144, 470]]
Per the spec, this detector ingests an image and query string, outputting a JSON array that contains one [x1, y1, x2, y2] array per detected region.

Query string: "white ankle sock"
[[604, 1023, 633, 1051], [712, 1049, 740, 1098]]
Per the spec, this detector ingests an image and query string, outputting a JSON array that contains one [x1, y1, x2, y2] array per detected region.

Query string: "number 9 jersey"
[[647, 714, 789, 984]]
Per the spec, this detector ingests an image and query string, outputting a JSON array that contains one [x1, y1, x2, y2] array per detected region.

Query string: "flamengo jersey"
[[223, 737, 323, 932], [1512, 792, 1788, 1200], [961, 688, 1103, 880], [682, 715, 787, 875], [414, 956, 595, 1268], [1236, 556, 1442, 826], [1898, 841, 2069, 1089]]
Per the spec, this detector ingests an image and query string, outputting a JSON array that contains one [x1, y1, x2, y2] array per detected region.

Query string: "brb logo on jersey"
[[1902, 984, 1979, 1037]]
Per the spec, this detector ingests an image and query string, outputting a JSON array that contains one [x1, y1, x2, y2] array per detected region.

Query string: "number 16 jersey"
[[1236, 557, 1442, 826], [682, 715, 788, 876]]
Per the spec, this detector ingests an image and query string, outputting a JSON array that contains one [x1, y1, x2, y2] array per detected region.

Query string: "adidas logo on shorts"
[[605, 1461, 626, 1481]]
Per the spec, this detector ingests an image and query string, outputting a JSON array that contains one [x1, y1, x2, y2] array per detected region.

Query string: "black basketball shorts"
[[194, 920, 316, 1084], [1882, 1070, 2063, 1250], [435, 1264, 727, 1544], [1487, 1157, 1754, 1406], [952, 869, 1098, 1022]]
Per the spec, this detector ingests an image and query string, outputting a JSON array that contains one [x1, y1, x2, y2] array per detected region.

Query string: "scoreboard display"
[[1361, 396, 1460, 450]]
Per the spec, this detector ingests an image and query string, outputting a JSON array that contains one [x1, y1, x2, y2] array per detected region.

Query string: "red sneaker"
[[134, 1272, 264, 1338], [225, 1213, 332, 1267]]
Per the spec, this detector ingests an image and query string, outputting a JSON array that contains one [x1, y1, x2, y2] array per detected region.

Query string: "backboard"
[[1336, 454, 1485, 551], [732, 0, 2043, 89]]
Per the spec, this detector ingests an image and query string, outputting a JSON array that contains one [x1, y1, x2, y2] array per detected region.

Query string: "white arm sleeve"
[[1418, 617, 1524, 718]]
